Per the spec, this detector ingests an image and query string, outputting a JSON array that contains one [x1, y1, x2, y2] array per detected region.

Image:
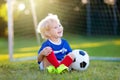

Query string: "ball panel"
[[79, 50, 85, 56], [80, 61, 87, 68]]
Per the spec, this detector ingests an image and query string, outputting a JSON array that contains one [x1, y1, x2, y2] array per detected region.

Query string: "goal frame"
[[7, 0, 40, 61]]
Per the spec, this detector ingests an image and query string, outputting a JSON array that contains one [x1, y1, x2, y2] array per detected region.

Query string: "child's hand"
[[42, 47, 52, 56]]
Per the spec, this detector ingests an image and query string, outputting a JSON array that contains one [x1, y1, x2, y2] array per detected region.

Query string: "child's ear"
[[45, 31, 50, 37]]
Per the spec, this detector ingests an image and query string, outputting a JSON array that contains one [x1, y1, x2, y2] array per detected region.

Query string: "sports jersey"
[[38, 38, 72, 63]]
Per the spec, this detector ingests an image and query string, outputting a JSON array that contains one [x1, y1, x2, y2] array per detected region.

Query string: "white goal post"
[[7, 0, 40, 61], [7, 0, 14, 61]]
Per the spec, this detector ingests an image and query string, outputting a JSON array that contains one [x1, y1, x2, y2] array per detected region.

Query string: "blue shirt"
[[38, 38, 72, 61]]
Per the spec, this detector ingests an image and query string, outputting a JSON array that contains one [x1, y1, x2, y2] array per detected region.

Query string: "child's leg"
[[46, 51, 60, 68], [42, 57, 52, 68], [38, 57, 51, 70], [60, 53, 75, 67]]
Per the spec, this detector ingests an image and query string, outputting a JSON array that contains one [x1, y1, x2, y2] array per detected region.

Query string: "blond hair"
[[37, 14, 62, 39]]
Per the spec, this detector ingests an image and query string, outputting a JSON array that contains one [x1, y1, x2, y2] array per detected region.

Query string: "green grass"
[[1, 34, 120, 57], [0, 38, 8, 54], [64, 34, 120, 57], [0, 34, 120, 80], [0, 60, 119, 80]]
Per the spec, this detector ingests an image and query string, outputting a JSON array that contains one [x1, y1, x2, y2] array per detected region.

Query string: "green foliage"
[[0, 3, 7, 21], [0, 3, 7, 37]]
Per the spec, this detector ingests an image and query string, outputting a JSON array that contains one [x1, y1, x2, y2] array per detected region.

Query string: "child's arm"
[[38, 47, 52, 62], [38, 52, 44, 62]]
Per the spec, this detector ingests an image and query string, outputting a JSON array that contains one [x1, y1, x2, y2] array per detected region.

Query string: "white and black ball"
[[71, 49, 89, 71]]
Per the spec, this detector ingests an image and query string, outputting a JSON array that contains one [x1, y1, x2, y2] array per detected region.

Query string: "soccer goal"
[[7, 0, 40, 61], [7, 0, 120, 61]]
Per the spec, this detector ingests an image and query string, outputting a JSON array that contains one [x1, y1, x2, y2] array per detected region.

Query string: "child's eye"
[[59, 25, 62, 27], [54, 24, 62, 29]]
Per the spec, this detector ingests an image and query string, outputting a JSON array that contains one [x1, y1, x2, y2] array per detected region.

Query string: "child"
[[37, 14, 75, 74]]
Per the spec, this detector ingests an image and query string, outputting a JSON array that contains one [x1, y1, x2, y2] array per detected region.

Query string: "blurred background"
[[0, 0, 120, 61]]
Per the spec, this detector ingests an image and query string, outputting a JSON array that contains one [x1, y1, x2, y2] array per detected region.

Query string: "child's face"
[[47, 21, 63, 39]]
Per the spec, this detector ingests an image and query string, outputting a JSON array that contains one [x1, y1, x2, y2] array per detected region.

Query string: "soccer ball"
[[71, 49, 89, 71]]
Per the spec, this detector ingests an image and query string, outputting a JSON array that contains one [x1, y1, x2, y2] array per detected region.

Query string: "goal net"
[[7, 0, 120, 61]]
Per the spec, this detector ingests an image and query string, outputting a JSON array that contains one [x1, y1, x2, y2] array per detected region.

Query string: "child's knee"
[[67, 52, 75, 61]]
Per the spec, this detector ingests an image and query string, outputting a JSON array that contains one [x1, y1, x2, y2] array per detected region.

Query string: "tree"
[[0, 2, 7, 37]]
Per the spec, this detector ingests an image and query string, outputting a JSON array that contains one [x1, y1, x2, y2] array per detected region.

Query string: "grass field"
[[0, 34, 120, 80], [0, 60, 120, 80], [1, 34, 120, 60]]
